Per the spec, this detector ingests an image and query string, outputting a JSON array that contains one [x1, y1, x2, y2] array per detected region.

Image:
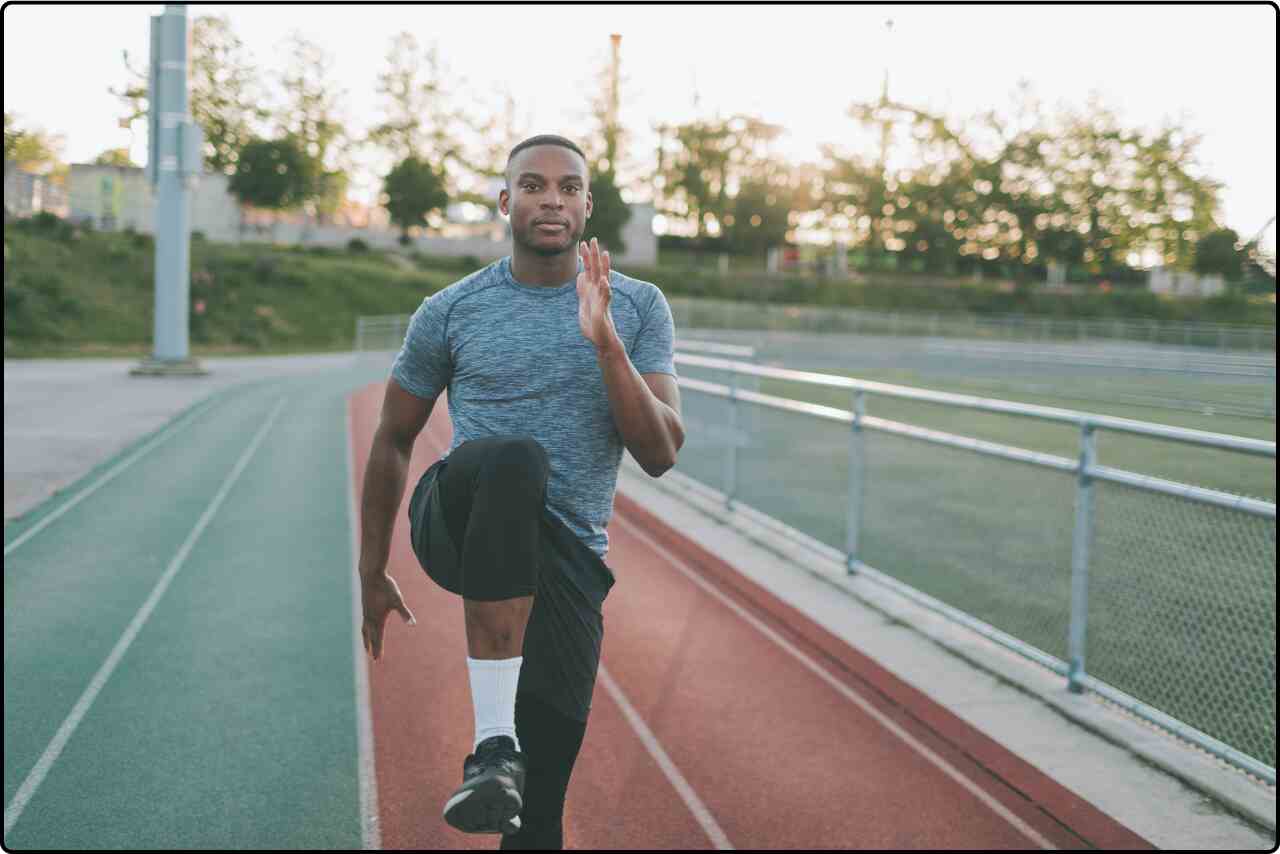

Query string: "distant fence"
[[669, 297, 1277, 353]]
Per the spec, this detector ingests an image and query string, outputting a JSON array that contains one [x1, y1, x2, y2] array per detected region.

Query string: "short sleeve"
[[390, 292, 452, 400], [629, 285, 677, 377]]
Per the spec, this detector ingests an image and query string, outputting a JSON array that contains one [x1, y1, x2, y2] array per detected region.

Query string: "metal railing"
[[674, 351, 1276, 784]]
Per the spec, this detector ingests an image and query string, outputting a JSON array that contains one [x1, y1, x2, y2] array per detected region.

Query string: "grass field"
[[673, 356, 1276, 770]]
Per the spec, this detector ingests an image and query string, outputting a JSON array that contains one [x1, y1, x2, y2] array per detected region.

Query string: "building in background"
[[1148, 267, 1226, 299], [59, 162, 657, 266], [3, 161, 69, 220]]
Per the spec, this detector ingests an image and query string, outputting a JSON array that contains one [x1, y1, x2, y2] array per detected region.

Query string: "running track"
[[2, 366, 1151, 848], [350, 381, 1152, 850]]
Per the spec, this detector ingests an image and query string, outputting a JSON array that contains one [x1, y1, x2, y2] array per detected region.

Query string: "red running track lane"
[[348, 382, 1153, 850]]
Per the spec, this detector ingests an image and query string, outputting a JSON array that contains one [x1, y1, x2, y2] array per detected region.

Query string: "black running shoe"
[[442, 735, 526, 835]]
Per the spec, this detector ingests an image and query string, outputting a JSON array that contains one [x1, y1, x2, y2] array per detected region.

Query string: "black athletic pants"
[[408, 435, 614, 850]]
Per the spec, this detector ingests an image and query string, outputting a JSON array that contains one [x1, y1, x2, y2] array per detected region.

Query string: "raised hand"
[[577, 237, 618, 351]]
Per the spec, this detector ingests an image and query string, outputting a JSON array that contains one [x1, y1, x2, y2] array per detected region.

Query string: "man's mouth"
[[535, 222, 567, 232]]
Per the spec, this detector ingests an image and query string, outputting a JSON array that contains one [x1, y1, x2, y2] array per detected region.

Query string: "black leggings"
[[501, 691, 588, 850], [437, 435, 549, 601], [412, 436, 603, 849]]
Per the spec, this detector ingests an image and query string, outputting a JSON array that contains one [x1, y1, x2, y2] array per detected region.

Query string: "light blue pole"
[[845, 390, 866, 574], [133, 4, 206, 376], [1067, 422, 1097, 693], [724, 369, 738, 510]]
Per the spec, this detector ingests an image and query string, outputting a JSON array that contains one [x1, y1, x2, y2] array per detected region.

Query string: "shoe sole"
[[442, 774, 523, 835]]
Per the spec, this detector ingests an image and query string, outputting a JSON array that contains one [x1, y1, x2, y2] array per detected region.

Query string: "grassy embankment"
[[4, 215, 1274, 358]]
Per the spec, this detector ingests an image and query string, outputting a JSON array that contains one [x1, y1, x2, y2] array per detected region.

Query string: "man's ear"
[[498, 189, 508, 215]]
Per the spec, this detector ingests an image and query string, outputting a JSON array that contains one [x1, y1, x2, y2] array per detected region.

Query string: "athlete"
[[356, 133, 684, 849]]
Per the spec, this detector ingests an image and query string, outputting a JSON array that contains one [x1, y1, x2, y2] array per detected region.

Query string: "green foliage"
[[383, 156, 449, 238], [347, 237, 370, 253], [3, 112, 64, 173], [581, 169, 632, 255], [92, 147, 136, 168], [228, 136, 316, 210], [1194, 229, 1244, 280], [189, 15, 271, 176]]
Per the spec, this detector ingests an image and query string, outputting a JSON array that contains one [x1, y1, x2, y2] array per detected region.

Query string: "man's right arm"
[[358, 378, 437, 580]]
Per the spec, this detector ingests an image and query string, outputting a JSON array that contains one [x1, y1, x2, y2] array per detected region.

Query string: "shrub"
[[347, 237, 370, 253]]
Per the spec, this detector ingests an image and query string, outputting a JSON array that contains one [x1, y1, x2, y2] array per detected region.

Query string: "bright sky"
[[4, 3, 1276, 252]]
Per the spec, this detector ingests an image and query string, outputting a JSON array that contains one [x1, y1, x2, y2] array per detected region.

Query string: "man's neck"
[[510, 248, 579, 287]]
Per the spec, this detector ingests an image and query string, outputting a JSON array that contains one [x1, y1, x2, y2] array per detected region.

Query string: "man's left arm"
[[596, 341, 684, 477]]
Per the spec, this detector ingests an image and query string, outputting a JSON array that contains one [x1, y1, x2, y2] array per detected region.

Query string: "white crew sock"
[[467, 656, 523, 753]]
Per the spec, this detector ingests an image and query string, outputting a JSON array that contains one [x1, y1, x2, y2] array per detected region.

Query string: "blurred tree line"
[[7, 16, 1269, 288]]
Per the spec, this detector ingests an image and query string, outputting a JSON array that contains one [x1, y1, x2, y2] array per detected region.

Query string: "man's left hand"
[[577, 237, 619, 352]]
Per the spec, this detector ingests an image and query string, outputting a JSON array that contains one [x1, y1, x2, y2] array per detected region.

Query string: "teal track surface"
[[4, 358, 391, 849]]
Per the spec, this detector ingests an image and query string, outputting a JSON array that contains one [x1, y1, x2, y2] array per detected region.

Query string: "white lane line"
[[612, 514, 1057, 851], [345, 406, 382, 850], [4, 392, 225, 557], [596, 665, 734, 850], [415, 421, 732, 848], [3, 398, 289, 838]]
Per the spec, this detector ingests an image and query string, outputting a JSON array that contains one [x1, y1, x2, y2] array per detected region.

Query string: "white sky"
[[4, 3, 1276, 251]]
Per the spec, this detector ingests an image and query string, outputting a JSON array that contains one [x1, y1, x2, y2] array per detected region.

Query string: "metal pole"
[[133, 4, 205, 376], [1068, 423, 1097, 694], [845, 390, 867, 574], [724, 368, 739, 510]]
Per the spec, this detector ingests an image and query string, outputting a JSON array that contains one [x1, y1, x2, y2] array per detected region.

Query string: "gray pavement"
[[4, 354, 360, 523]]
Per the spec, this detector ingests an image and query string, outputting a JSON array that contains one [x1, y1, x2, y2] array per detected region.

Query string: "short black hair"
[[504, 134, 589, 189]]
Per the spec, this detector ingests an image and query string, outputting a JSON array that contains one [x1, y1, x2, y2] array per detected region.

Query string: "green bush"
[[347, 237, 369, 253]]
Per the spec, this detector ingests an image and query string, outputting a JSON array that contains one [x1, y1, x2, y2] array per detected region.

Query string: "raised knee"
[[487, 436, 549, 482]]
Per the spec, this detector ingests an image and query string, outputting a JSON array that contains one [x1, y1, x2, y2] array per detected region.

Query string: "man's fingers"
[[398, 601, 417, 626]]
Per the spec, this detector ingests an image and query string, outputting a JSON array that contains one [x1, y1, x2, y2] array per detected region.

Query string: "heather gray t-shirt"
[[391, 254, 677, 559]]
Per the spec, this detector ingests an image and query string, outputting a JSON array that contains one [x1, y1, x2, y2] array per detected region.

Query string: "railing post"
[[845, 389, 866, 574], [1068, 422, 1097, 694], [724, 368, 738, 510]]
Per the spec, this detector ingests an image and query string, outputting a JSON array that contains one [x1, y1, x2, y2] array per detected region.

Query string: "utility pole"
[[132, 4, 207, 377], [605, 33, 621, 172], [878, 17, 894, 171]]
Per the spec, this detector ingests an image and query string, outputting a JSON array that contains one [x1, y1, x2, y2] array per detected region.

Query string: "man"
[[357, 133, 684, 849]]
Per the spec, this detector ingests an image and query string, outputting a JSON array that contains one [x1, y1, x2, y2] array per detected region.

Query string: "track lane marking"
[[4, 391, 226, 557], [596, 665, 735, 850], [3, 397, 288, 838], [345, 405, 382, 850], [611, 512, 1057, 851]]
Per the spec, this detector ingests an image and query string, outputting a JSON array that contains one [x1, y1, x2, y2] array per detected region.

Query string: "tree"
[[189, 15, 272, 175], [227, 136, 316, 210], [576, 35, 634, 254], [4, 112, 65, 175], [93, 148, 136, 168], [273, 32, 352, 219], [1194, 229, 1244, 280], [582, 169, 631, 255], [382, 156, 449, 241]]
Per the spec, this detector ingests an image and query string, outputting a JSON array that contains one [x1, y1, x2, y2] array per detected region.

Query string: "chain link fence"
[[675, 351, 1276, 783]]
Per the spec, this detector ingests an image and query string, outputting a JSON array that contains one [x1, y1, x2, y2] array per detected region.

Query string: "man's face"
[[499, 145, 591, 259]]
